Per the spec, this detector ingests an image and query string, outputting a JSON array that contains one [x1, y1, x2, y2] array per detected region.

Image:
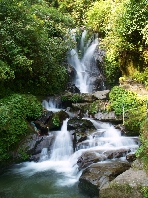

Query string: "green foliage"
[[136, 120, 148, 172], [109, 86, 147, 133], [141, 186, 148, 198], [0, 93, 42, 162], [0, 0, 74, 96], [89, 101, 98, 114], [109, 86, 138, 115], [124, 105, 146, 135], [85, 0, 148, 85], [133, 68, 148, 90], [58, 0, 96, 25], [61, 93, 83, 103], [0, 60, 15, 81], [52, 114, 60, 126], [18, 148, 30, 161], [85, 0, 112, 36]]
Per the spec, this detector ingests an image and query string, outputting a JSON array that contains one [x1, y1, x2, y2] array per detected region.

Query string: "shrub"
[[0, 93, 42, 162]]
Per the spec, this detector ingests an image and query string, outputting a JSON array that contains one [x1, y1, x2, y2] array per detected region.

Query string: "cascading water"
[[67, 30, 101, 93], [50, 119, 73, 161], [42, 97, 62, 112], [0, 117, 139, 198], [76, 119, 139, 152]]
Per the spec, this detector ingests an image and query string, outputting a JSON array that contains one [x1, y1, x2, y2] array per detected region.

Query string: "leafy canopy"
[[0, 0, 74, 96]]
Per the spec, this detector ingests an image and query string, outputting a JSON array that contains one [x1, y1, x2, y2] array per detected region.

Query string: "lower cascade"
[[0, 116, 139, 198]]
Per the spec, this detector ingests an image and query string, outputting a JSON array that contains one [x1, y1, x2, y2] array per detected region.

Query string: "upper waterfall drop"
[[67, 29, 103, 93]]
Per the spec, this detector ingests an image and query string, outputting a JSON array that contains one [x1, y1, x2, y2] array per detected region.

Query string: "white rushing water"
[[14, 119, 80, 186], [42, 98, 62, 112], [67, 30, 99, 93], [14, 118, 138, 186], [50, 119, 73, 161], [77, 119, 139, 152]]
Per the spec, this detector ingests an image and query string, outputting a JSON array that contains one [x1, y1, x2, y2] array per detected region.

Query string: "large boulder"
[[15, 133, 55, 162], [78, 161, 131, 197], [99, 160, 148, 198], [94, 111, 122, 123]]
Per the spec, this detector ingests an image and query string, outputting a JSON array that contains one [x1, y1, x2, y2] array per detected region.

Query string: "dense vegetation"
[[0, 0, 74, 162], [108, 86, 148, 135], [85, 0, 148, 86], [0, 94, 42, 162], [0, 0, 74, 97], [0, 0, 148, 170]]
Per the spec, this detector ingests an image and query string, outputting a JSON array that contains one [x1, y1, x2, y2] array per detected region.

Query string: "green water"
[[0, 164, 91, 198]]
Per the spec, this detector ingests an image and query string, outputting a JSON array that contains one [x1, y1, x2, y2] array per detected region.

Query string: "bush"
[[109, 86, 147, 133], [0, 93, 42, 162]]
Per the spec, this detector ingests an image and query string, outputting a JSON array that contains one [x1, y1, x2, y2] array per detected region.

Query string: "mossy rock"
[[99, 182, 143, 198]]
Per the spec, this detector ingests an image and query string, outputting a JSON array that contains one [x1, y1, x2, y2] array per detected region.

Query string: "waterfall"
[[39, 148, 48, 162], [42, 97, 62, 112], [50, 118, 73, 161], [67, 30, 101, 93], [84, 119, 138, 151]]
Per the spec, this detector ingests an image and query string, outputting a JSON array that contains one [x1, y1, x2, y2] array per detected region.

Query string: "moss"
[[99, 182, 144, 198]]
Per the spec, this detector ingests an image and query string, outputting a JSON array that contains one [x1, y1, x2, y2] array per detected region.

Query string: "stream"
[[0, 118, 138, 198]]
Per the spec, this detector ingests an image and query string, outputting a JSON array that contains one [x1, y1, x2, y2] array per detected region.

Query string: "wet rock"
[[67, 83, 80, 93], [68, 118, 96, 145], [77, 148, 131, 170], [37, 110, 69, 131], [68, 118, 95, 131], [77, 151, 107, 170], [71, 103, 90, 113], [99, 160, 148, 198], [94, 111, 122, 123], [126, 153, 136, 162], [78, 161, 131, 197], [67, 64, 76, 84], [104, 148, 130, 159], [15, 133, 55, 162], [81, 93, 95, 102], [61, 92, 84, 108], [37, 110, 54, 125], [33, 121, 49, 135]]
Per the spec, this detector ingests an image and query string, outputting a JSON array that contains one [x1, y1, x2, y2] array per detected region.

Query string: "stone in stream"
[[77, 148, 131, 170], [78, 161, 131, 197]]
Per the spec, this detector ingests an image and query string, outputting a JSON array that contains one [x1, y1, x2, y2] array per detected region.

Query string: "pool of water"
[[0, 163, 90, 198]]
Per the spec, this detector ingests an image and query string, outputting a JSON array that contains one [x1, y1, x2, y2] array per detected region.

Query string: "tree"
[[0, 0, 74, 96]]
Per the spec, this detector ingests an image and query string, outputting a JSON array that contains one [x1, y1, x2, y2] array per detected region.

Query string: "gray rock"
[[93, 90, 110, 100], [78, 161, 131, 196]]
